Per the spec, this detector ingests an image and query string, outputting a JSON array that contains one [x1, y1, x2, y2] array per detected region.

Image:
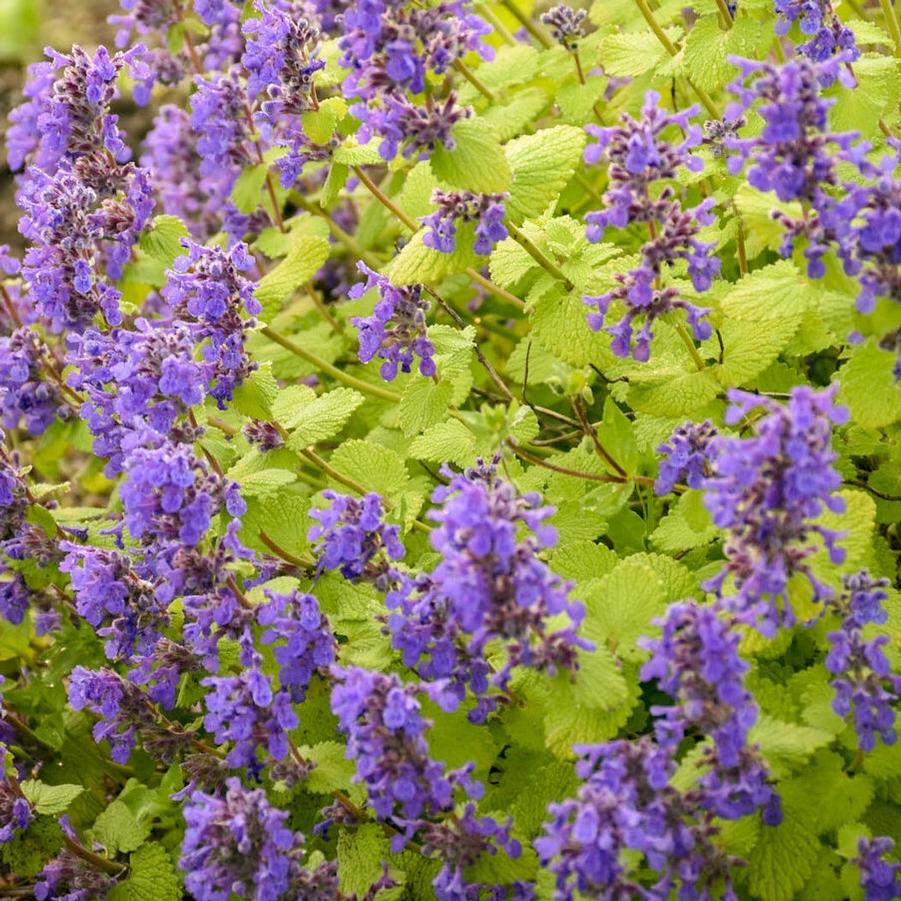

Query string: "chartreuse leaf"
[[254, 233, 331, 320], [92, 799, 150, 854], [747, 811, 821, 901], [285, 387, 365, 448], [327, 440, 409, 497], [683, 16, 769, 92], [408, 419, 477, 466], [749, 714, 833, 778], [20, 781, 84, 815], [385, 224, 480, 285], [337, 823, 392, 897], [711, 316, 800, 387], [627, 368, 721, 418], [651, 489, 718, 552], [599, 27, 680, 77], [431, 117, 511, 193], [831, 55, 901, 137], [503, 125, 587, 222], [299, 740, 357, 796], [138, 215, 189, 270], [0, 816, 62, 879], [835, 340, 901, 430], [302, 96, 347, 144], [107, 843, 181, 901], [231, 363, 279, 420], [720, 260, 818, 322], [333, 139, 383, 165]]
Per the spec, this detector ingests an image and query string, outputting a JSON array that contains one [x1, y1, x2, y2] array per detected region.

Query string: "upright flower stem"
[[881, 0, 901, 57], [453, 60, 496, 102], [351, 165, 527, 309], [676, 323, 707, 371], [301, 446, 370, 496], [259, 326, 401, 402], [714, 0, 734, 27], [507, 223, 574, 290], [632, 0, 721, 118], [500, 0, 553, 47]]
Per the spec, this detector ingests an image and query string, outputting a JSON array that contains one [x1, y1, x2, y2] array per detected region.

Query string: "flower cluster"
[[855, 836, 901, 901], [536, 739, 738, 900], [654, 419, 718, 494], [349, 263, 436, 380], [540, 4, 588, 50], [774, 0, 858, 64], [421, 189, 509, 255], [702, 386, 847, 634], [582, 92, 717, 361], [641, 601, 783, 824], [0, 777, 32, 843], [825, 571, 900, 751], [387, 461, 591, 720]]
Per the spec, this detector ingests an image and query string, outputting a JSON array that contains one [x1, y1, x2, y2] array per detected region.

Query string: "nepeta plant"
[[0, 0, 897, 897]]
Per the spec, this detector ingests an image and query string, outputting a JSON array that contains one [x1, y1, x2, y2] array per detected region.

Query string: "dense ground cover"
[[0, 0, 899, 897]]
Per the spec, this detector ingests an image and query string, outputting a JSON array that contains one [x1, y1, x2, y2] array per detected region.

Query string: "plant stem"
[[510, 442, 629, 483], [260, 326, 401, 402], [477, 3, 517, 43], [713, 0, 734, 26], [507, 222, 574, 290], [676, 323, 707, 371], [881, 0, 901, 56], [500, 0, 553, 46], [259, 529, 315, 569], [632, 0, 721, 118], [453, 59, 496, 102], [572, 400, 628, 476], [466, 267, 526, 309], [63, 835, 126, 876], [301, 446, 370, 496]]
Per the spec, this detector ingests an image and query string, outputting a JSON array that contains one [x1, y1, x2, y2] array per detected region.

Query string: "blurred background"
[[0, 0, 120, 246]]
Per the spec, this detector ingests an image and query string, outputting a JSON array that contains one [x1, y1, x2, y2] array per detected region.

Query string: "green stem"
[[632, 0, 720, 118], [301, 446, 370, 496], [713, 0, 734, 26], [500, 0, 553, 46], [259, 529, 315, 569], [507, 223, 574, 290], [880, 0, 901, 56], [453, 59, 496, 102], [477, 3, 517, 43], [676, 323, 707, 371], [260, 326, 400, 402], [63, 835, 126, 876]]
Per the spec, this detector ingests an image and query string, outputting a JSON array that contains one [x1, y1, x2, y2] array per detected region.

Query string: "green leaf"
[[0, 816, 62, 880], [747, 811, 821, 901], [528, 284, 610, 367], [683, 16, 769, 92], [580, 557, 667, 662], [831, 55, 901, 137], [599, 28, 680, 77], [596, 397, 639, 474], [138, 215, 189, 271], [627, 368, 721, 418], [233, 468, 297, 497], [651, 489, 718, 552], [408, 419, 477, 466], [337, 824, 392, 897], [302, 96, 347, 144], [431, 117, 512, 193], [509, 761, 579, 839], [300, 740, 357, 796], [327, 440, 409, 497], [92, 800, 150, 855], [321, 162, 349, 207], [20, 781, 84, 815], [733, 184, 803, 259], [254, 234, 331, 320], [503, 125, 587, 222], [333, 139, 383, 165], [711, 316, 800, 387], [385, 226, 480, 285], [483, 88, 551, 142], [749, 714, 834, 777], [232, 162, 271, 214], [721, 260, 818, 322], [285, 388, 365, 448], [231, 364, 279, 420], [107, 843, 181, 901], [835, 340, 901, 430], [550, 539, 618, 583]]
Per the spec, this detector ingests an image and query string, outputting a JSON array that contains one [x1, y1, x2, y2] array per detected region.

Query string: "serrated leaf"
[[231, 162, 271, 214], [684, 16, 769, 92], [92, 800, 149, 855], [483, 88, 551, 142], [234, 468, 297, 497], [835, 340, 901, 430], [20, 781, 84, 815], [302, 96, 347, 144], [528, 284, 610, 367], [231, 364, 279, 420], [431, 117, 511, 193], [720, 260, 816, 322], [504, 125, 587, 222], [627, 368, 721, 418], [747, 812, 821, 901], [254, 234, 331, 320], [408, 420, 477, 465], [327, 440, 409, 497], [711, 316, 799, 387], [300, 740, 356, 795], [285, 388, 365, 447], [337, 824, 392, 897], [652, 489, 718, 552], [385, 226, 479, 285], [139, 215, 189, 270], [107, 843, 181, 901], [599, 28, 680, 77], [749, 714, 834, 777], [333, 140, 383, 165]]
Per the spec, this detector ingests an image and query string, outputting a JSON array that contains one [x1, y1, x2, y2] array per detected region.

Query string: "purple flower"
[[855, 837, 901, 901], [655, 420, 718, 494], [421, 189, 509, 255], [180, 777, 305, 901], [308, 490, 404, 583], [640, 601, 782, 823], [539, 4, 588, 49], [536, 739, 738, 901], [161, 240, 260, 406], [774, 0, 859, 64], [258, 589, 336, 701], [387, 461, 590, 721], [0, 779, 32, 843], [35, 850, 117, 901], [120, 439, 246, 547], [825, 571, 900, 751], [702, 386, 848, 635], [582, 92, 716, 361], [349, 262, 436, 380]]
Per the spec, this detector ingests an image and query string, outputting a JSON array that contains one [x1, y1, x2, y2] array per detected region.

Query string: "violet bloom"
[[774, 0, 858, 64], [654, 420, 718, 494], [855, 837, 901, 901], [421, 189, 509, 255], [66, 318, 205, 475], [702, 386, 848, 635], [640, 601, 783, 824], [582, 92, 716, 362], [202, 636, 298, 774], [825, 571, 900, 751], [161, 240, 261, 405], [180, 777, 305, 901], [0, 446, 28, 541], [0, 328, 70, 435], [120, 439, 246, 547], [308, 490, 404, 583], [536, 739, 738, 901], [35, 849, 117, 901], [331, 667, 480, 823], [0, 778, 32, 843], [68, 666, 198, 763], [387, 461, 590, 721], [540, 4, 588, 50], [257, 589, 336, 701], [349, 262, 436, 380], [61, 543, 169, 662]]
